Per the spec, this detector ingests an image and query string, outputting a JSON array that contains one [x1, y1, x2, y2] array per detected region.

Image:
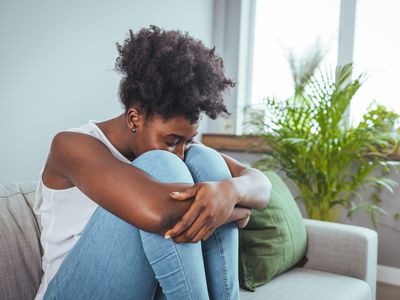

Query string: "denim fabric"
[[185, 145, 239, 300], [43, 145, 239, 300]]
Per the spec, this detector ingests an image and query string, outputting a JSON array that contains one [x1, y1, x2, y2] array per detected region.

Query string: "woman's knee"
[[132, 149, 194, 184], [184, 144, 232, 182]]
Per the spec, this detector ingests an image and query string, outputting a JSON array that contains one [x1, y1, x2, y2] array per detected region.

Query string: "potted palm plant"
[[248, 51, 400, 225]]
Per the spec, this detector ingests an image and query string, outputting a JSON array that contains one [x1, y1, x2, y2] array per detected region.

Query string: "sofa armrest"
[[303, 219, 378, 299]]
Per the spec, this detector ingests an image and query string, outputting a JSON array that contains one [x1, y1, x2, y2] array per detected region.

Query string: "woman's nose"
[[174, 145, 185, 160]]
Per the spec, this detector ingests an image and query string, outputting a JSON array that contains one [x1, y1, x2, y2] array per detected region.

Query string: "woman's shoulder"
[[41, 132, 111, 189], [51, 131, 112, 160]]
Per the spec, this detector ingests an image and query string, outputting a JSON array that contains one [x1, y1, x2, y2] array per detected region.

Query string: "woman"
[[33, 25, 271, 300]]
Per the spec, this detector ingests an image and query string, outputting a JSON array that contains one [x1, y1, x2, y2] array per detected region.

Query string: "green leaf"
[[367, 177, 397, 194], [281, 137, 308, 144], [329, 199, 346, 208], [244, 45, 400, 226]]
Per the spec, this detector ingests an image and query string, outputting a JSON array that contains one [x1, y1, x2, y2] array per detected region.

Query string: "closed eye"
[[165, 133, 197, 147], [166, 140, 193, 148], [166, 140, 179, 147]]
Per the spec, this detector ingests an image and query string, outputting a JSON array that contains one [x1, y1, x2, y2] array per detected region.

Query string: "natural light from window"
[[251, 0, 340, 105], [351, 0, 400, 125]]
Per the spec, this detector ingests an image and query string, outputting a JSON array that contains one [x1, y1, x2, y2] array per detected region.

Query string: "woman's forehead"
[[151, 116, 199, 136]]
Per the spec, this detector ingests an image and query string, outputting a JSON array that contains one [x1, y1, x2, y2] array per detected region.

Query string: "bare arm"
[[219, 152, 272, 209], [43, 131, 194, 234], [190, 140, 271, 209], [164, 143, 271, 242]]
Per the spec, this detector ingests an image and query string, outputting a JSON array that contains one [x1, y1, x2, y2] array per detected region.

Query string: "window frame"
[[207, 0, 400, 161], [209, 0, 357, 135]]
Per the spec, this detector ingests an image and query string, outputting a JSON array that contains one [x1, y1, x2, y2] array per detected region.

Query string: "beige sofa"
[[0, 181, 378, 300]]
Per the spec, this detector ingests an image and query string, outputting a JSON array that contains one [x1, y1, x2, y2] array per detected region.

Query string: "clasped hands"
[[164, 180, 251, 243]]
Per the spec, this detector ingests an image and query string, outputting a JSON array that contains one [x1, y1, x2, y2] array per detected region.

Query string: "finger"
[[164, 203, 201, 238], [174, 217, 209, 243], [192, 224, 211, 243], [235, 217, 246, 229], [237, 221, 245, 229], [201, 227, 215, 241], [234, 220, 241, 229], [169, 185, 198, 201]]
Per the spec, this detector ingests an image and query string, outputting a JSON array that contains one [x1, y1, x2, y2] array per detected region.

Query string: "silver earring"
[[131, 126, 137, 133]]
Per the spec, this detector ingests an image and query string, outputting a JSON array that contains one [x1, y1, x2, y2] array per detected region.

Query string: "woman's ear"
[[126, 107, 143, 132]]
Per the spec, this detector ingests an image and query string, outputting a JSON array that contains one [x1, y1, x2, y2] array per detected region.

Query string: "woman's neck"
[[95, 114, 136, 161]]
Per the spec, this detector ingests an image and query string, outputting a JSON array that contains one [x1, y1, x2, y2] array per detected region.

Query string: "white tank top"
[[33, 120, 131, 300]]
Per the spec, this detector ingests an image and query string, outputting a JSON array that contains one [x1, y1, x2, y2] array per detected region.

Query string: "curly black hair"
[[115, 25, 235, 123]]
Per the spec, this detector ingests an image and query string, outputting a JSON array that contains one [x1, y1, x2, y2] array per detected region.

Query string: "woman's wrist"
[[226, 169, 271, 209], [221, 178, 243, 206], [224, 206, 250, 225]]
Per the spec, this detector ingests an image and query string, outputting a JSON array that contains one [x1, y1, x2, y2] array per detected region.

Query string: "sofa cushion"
[[239, 171, 307, 291], [0, 181, 42, 300], [239, 267, 371, 300]]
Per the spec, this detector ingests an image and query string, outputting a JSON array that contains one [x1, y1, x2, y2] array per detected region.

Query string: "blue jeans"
[[43, 144, 239, 300]]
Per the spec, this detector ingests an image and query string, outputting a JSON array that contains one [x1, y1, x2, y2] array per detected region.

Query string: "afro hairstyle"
[[115, 25, 235, 123]]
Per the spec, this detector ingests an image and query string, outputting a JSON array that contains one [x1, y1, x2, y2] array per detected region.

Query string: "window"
[[350, 0, 400, 125], [209, 0, 399, 134], [249, 0, 399, 126], [250, 0, 341, 105]]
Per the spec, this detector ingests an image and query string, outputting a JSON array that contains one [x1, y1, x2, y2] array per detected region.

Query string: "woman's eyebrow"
[[167, 132, 198, 140]]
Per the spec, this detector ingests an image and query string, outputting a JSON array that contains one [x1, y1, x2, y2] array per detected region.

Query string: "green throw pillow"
[[239, 170, 307, 291]]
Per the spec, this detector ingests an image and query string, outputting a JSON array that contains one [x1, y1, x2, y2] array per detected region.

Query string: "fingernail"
[[164, 235, 171, 239], [170, 192, 180, 196]]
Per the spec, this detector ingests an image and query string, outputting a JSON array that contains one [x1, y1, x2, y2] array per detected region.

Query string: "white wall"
[[0, 0, 214, 184]]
